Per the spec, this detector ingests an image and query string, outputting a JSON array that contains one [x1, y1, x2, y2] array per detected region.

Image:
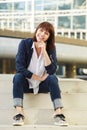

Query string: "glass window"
[[0, 3, 12, 10], [82, 32, 86, 39], [14, 2, 25, 10], [44, 4, 57, 10], [9, 22, 12, 27], [64, 32, 68, 37], [58, 16, 71, 29], [56, 65, 65, 77], [35, 0, 57, 11], [10, 19, 22, 30], [57, 32, 62, 36], [35, 0, 43, 5], [35, 0, 43, 11], [71, 32, 74, 38], [77, 32, 80, 39], [44, 0, 57, 10], [28, 1, 32, 11], [73, 0, 86, 9], [73, 16, 86, 29], [58, 0, 71, 10], [35, 5, 43, 11]]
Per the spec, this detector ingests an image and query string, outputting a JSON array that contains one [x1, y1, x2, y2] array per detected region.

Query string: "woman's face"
[[36, 28, 50, 42]]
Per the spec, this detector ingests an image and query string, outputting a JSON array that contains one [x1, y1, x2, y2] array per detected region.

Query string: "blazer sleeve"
[[45, 46, 58, 75], [15, 39, 33, 78]]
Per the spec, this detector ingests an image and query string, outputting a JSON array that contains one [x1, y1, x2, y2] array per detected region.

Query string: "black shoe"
[[54, 114, 68, 126], [13, 114, 25, 126]]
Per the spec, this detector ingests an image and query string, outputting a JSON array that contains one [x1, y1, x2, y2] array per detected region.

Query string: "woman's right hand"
[[31, 73, 49, 82]]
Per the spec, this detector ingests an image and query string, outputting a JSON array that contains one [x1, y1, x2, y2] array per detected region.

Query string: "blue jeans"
[[13, 73, 63, 110]]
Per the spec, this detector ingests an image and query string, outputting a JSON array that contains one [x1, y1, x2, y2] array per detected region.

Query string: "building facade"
[[0, 0, 87, 40]]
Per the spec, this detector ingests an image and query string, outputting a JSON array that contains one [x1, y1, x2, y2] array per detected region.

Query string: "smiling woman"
[[12, 21, 68, 126]]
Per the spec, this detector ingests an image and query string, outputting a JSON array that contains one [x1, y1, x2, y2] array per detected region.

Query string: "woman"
[[13, 21, 68, 126]]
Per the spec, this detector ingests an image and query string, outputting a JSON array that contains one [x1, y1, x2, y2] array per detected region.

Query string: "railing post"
[[65, 64, 76, 78]]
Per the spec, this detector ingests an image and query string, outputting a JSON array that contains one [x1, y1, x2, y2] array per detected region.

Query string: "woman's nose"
[[41, 32, 45, 36]]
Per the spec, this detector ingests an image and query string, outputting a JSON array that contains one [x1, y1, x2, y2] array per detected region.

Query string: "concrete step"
[[0, 109, 87, 125], [0, 125, 87, 130], [0, 74, 87, 128], [0, 74, 87, 109], [0, 93, 87, 109], [0, 74, 87, 93], [59, 78, 87, 93], [0, 92, 87, 127]]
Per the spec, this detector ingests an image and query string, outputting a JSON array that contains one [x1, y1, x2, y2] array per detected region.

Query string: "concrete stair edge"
[[0, 125, 87, 130], [0, 109, 87, 125]]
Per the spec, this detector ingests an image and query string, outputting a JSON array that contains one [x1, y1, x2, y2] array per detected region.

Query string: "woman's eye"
[[40, 29, 43, 32], [45, 32, 49, 35]]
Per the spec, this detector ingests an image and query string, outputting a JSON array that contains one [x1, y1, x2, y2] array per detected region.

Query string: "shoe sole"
[[13, 122, 24, 126], [54, 122, 69, 126]]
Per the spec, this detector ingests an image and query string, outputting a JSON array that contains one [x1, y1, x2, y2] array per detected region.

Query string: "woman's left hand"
[[41, 73, 49, 81]]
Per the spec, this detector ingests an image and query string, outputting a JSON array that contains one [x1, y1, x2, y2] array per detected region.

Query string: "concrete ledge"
[[1, 74, 87, 93], [0, 109, 87, 125], [0, 92, 87, 109], [0, 125, 87, 130]]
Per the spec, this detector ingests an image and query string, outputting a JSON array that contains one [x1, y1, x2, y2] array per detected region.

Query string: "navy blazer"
[[16, 38, 57, 78]]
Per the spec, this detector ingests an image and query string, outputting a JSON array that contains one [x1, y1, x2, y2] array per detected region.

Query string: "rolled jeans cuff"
[[53, 98, 63, 110], [13, 98, 23, 107]]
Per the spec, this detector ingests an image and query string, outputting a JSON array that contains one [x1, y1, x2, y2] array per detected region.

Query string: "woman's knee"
[[47, 75, 58, 83], [13, 73, 24, 83]]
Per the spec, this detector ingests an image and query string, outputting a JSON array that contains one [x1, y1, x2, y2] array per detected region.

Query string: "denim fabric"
[[13, 73, 63, 109], [53, 98, 63, 110], [13, 98, 23, 107]]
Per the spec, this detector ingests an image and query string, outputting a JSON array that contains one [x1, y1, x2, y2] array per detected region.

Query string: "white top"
[[27, 42, 46, 94]]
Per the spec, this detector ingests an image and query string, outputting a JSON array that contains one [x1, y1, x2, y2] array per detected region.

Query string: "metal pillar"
[[65, 64, 76, 78], [2, 59, 7, 73]]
